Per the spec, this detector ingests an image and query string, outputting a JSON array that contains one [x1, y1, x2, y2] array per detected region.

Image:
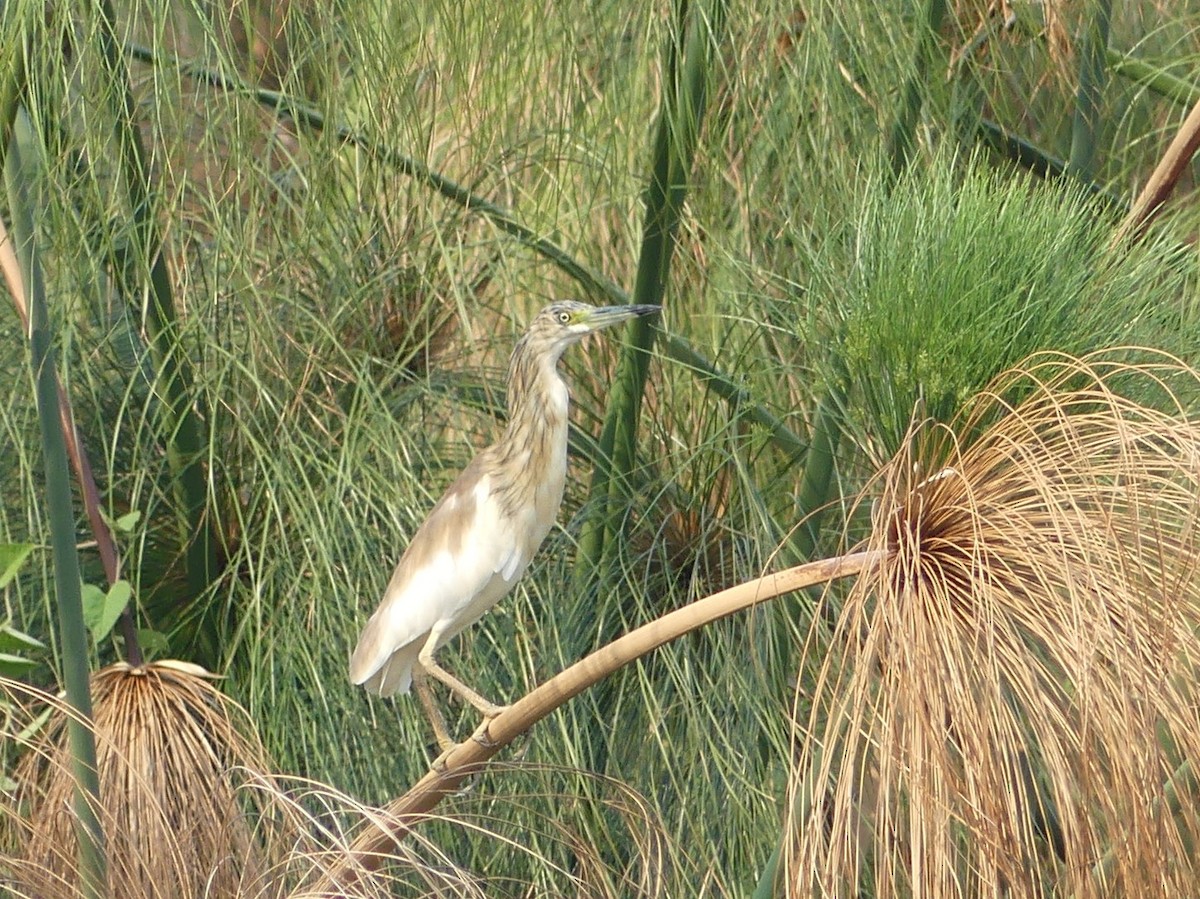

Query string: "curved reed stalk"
[[1111, 95, 1200, 245], [787, 349, 1200, 898]]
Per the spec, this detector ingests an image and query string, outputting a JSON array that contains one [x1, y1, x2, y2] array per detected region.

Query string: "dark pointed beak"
[[587, 304, 662, 331]]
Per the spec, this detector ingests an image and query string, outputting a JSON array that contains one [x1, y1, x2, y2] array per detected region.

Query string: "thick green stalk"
[[8, 109, 108, 899], [975, 119, 1124, 211], [1106, 49, 1200, 107], [978, 118, 1070, 179], [886, 0, 948, 181], [573, 0, 725, 592], [787, 385, 844, 562], [750, 844, 783, 899], [1069, 0, 1113, 179], [1092, 758, 1196, 884], [93, 0, 215, 596], [748, 387, 844, 899]]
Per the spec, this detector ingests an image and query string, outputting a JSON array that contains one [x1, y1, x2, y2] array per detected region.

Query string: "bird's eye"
[[557, 311, 571, 324]]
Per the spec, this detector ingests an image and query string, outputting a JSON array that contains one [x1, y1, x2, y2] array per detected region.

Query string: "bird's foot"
[[470, 716, 505, 749], [430, 741, 458, 773], [468, 701, 510, 748]]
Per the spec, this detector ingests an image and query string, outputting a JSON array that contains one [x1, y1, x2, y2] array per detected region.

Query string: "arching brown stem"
[[1112, 96, 1200, 246], [303, 549, 884, 896]]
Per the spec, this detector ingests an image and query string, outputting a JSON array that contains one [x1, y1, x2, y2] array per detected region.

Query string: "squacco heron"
[[350, 300, 661, 750]]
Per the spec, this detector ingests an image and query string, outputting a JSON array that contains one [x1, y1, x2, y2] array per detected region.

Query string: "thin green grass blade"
[[0, 5, 26, 170], [7, 108, 108, 899], [886, 0, 948, 180], [121, 40, 807, 471]]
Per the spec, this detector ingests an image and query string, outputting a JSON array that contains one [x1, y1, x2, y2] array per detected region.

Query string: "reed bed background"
[[2, 0, 1200, 895]]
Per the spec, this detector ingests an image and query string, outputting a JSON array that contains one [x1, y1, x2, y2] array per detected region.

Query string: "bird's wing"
[[349, 462, 527, 692]]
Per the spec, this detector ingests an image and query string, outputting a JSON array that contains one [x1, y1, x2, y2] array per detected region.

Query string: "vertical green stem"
[[574, 0, 725, 593], [565, 0, 724, 782], [8, 109, 108, 899], [1069, 0, 1113, 179], [748, 384, 844, 898], [92, 0, 216, 595], [787, 385, 844, 562]]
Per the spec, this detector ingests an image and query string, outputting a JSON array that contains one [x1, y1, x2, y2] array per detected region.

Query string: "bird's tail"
[[351, 638, 420, 697]]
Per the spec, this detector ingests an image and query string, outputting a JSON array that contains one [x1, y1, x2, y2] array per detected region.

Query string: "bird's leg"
[[411, 666, 455, 754], [417, 631, 510, 719], [422, 656, 510, 718]]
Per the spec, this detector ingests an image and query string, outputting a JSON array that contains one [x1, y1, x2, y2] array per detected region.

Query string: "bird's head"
[[526, 300, 661, 360]]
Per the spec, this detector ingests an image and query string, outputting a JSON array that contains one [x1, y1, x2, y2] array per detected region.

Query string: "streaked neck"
[[501, 334, 569, 449]]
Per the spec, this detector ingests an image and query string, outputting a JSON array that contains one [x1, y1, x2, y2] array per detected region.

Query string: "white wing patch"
[[352, 454, 553, 695], [498, 544, 523, 581]]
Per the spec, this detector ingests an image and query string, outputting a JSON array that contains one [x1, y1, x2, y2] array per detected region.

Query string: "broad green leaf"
[[0, 623, 44, 654], [135, 628, 170, 659], [0, 544, 35, 590], [106, 580, 132, 612], [16, 705, 53, 743], [81, 581, 131, 641], [0, 653, 37, 677], [114, 511, 141, 533], [81, 584, 107, 635], [99, 581, 131, 641]]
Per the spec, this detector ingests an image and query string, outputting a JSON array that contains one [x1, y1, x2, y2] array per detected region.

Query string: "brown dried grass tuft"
[[264, 763, 686, 899], [788, 349, 1200, 897], [3, 661, 283, 899], [1, 669, 691, 898]]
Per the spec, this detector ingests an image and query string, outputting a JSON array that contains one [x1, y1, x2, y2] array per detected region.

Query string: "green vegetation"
[[2, 0, 1200, 895]]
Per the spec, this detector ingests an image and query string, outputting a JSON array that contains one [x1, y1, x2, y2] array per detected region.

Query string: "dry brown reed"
[[787, 349, 1200, 898], [265, 763, 685, 898], [0, 671, 690, 898], [3, 661, 281, 899]]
